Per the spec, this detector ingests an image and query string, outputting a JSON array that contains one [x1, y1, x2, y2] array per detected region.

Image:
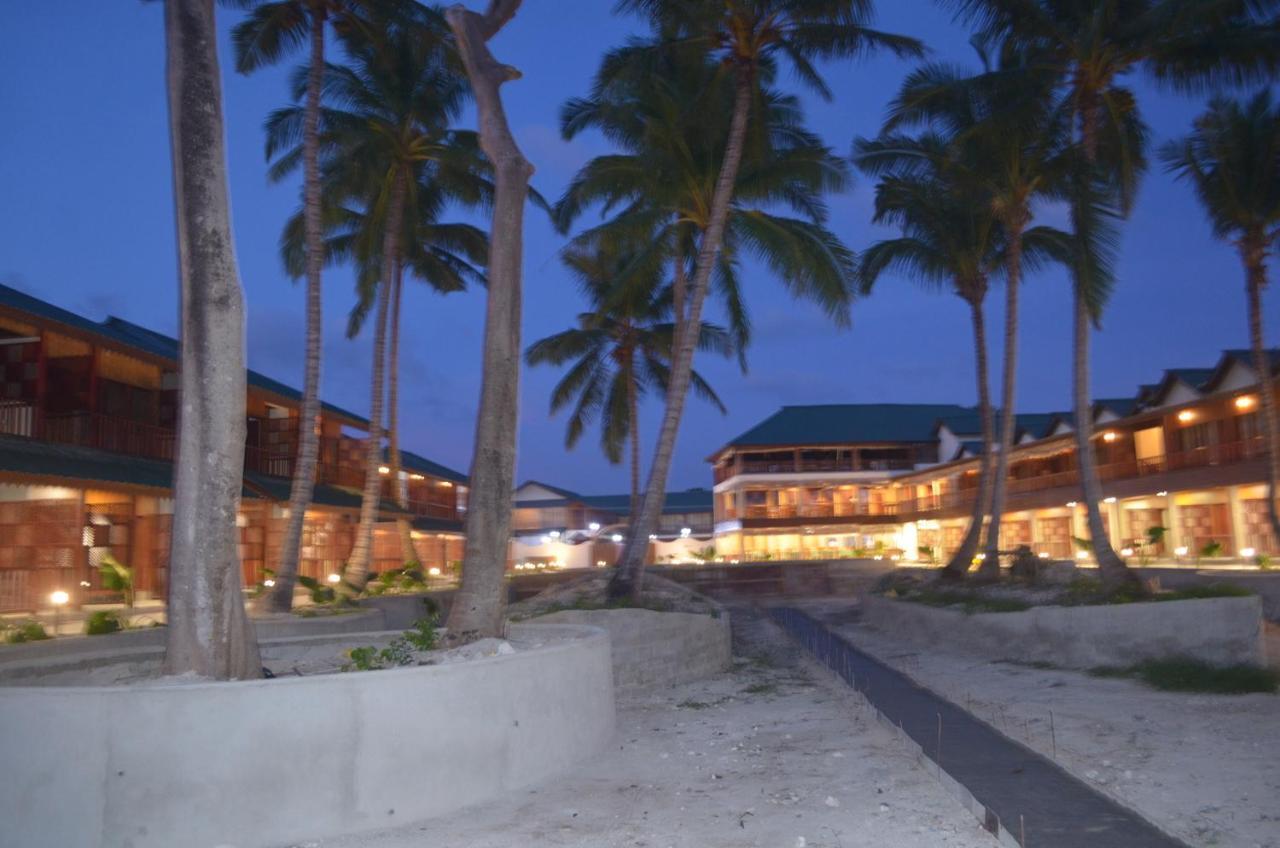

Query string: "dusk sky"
[[1, 2, 1272, 495]]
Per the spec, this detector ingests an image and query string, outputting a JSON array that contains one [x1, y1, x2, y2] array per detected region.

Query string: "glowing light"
[[596, 560, 607, 567], [79, 580, 91, 588], [438, 481, 453, 488], [1240, 547, 1256, 559], [1066, 501, 1077, 508], [1103, 497, 1117, 504], [1177, 410, 1195, 423], [649, 534, 657, 541], [1120, 547, 1134, 557], [49, 590, 69, 606], [827, 538, 839, 547], [611, 534, 623, 543], [1102, 431, 1118, 442], [409, 474, 425, 481], [1174, 546, 1189, 557], [1235, 395, 1256, 410], [378, 466, 390, 474], [327, 573, 341, 584], [1157, 491, 1168, 497], [1076, 551, 1088, 560], [680, 527, 692, 537], [540, 536, 550, 545], [428, 567, 441, 576], [1038, 552, 1050, 559], [588, 522, 600, 532], [975, 553, 986, 561], [263, 579, 276, 588], [549, 530, 561, 539]]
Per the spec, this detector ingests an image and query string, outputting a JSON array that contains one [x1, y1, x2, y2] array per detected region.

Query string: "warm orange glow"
[[1177, 410, 1195, 423], [1102, 431, 1118, 442], [438, 481, 453, 488], [378, 465, 390, 474], [409, 473, 425, 481], [1235, 395, 1256, 410]]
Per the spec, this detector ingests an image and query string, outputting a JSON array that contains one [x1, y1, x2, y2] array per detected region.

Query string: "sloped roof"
[[0, 284, 367, 427], [720, 404, 974, 452], [938, 411, 1061, 441], [385, 447, 468, 484], [512, 486, 713, 517], [1094, 397, 1139, 418]]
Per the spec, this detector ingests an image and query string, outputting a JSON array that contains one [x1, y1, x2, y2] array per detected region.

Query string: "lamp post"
[[50, 590, 69, 637]]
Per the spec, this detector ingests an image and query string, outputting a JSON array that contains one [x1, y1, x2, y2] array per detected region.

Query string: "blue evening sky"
[[0, 2, 1272, 494]]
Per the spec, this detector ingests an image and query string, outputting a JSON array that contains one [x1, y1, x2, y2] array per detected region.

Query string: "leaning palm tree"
[[526, 245, 733, 505], [265, 21, 484, 588], [229, 0, 396, 612], [161, 0, 261, 679], [879, 48, 1073, 572], [1162, 90, 1280, 546], [561, 29, 885, 595], [589, 0, 921, 597], [949, 0, 1280, 584]]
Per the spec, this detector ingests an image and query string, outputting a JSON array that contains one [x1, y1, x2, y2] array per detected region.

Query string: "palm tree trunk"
[[266, 7, 325, 614], [387, 264, 418, 566], [346, 171, 406, 589], [981, 223, 1025, 570], [1071, 286, 1131, 583], [610, 75, 753, 599], [627, 349, 640, 509], [942, 297, 995, 579], [1243, 241, 1280, 548], [444, 1, 532, 639], [161, 0, 260, 679]]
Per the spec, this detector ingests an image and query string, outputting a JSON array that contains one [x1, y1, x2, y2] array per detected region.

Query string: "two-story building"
[[710, 351, 1279, 564], [0, 284, 466, 612]]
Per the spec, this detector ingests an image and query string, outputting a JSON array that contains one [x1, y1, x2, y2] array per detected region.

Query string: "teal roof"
[[410, 516, 465, 534], [513, 487, 713, 517], [0, 283, 367, 426], [722, 403, 974, 451], [385, 447, 467, 484]]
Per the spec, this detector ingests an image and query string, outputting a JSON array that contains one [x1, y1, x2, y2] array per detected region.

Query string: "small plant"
[[1200, 540, 1224, 559], [85, 610, 124, 636], [741, 682, 778, 696], [296, 574, 338, 605], [3, 619, 50, 644], [917, 544, 935, 564], [1132, 657, 1278, 694], [690, 545, 717, 563], [98, 553, 135, 607], [403, 616, 438, 651], [344, 645, 382, 671], [1254, 553, 1273, 570]]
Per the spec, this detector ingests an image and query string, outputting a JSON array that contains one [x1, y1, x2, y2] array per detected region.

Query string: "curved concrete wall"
[[0, 622, 614, 848], [862, 594, 1265, 669], [537, 608, 731, 694]]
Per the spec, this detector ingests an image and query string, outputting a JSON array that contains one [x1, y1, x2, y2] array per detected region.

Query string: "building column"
[[1225, 486, 1249, 558], [1164, 495, 1185, 558]]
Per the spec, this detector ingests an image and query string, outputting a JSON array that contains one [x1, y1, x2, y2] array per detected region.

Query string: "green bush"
[[85, 610, 124, 636], [1200, 540, 1224, 558], [1133, 658, 1278, 694], [297, 574, 338, 604], [403, 616, 438, 651], [3, 620, 50, 643]]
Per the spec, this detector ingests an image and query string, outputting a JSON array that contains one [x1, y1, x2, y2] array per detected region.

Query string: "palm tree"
[[526, 245, 733, 504], [265, 19, 484, 589], [561, 26, 885, 595], [1162, 90, 1280, 547], [161, 0, 261, 679], [948, 0, 1279, 584], [878, 49, 1073, 573], [228, 0, 389, 613]]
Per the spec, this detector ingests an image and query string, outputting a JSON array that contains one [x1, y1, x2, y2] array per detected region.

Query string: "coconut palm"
[[1162, 90, 1280, 546], [527, 245, 733, 505], [560, 32, 881, 595], [228, 0, 407, 612], [877, 48, 1073, 572], [161, 0, 261, 679], [264, 19, 484, 588], [947, 0, 1280, 584]]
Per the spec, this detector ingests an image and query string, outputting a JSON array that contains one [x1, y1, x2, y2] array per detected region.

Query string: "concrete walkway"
[[771, 606, 1187, 848]]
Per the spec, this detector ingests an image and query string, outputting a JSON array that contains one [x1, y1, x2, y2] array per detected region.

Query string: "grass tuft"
[[1090, 658, 1277, 694]]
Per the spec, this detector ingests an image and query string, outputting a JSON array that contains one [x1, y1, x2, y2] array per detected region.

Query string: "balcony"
[[41, 411, 176, 462], [714, 454, 914, 483]]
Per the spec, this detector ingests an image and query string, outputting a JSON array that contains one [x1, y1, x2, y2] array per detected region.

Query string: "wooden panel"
[[0, 498, 82, 612], [98, 350, 161, 390], [44, 331, 90, 359], [1240, 498, 1278, 555]]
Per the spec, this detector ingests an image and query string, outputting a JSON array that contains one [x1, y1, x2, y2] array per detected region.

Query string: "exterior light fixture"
[[1102, 431, 1118, 442], [327, 573, 341, 584], [50, 590, 69, 606], [1038, 552, 1050, 559], [1066, 501, 1077, 508], [611, 533, 623, 543], [1240, 547, 1256, 559], [680, 527, 691, 537], [1076, 550, 1088, 560], [596, 560, 607, 567], [1103, 496, 1117, 504], [588, 522, 600, 532], [1120, 547, 1134, 557], [263, 578, 276, 588], [409, 474, 425, 481], [378, 465, 390, 474], [1157, 491, 1168, 497], [549, 530, 560, 539], [1174, 546, 1188, 557], [438, 481, 453, 488], [1177, 410, 1195, 423], [79, 580, 91, 588], [428, 566, 442, 576], [1235, 396, 1255, 410], [648, 534, 657, 541]]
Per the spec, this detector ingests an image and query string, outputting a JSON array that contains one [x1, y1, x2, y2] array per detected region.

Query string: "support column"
[[1164, 495, 1185, 559], [1104, 498, 1123, 550], [1225, 486, 1249, 558]]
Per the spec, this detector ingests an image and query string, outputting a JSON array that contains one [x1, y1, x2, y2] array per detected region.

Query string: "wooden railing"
[[41, 411, 176, 461], [715, 455, 914, 482]]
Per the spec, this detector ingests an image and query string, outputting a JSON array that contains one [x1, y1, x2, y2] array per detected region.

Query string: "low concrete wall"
[[862, 594, 1266, 669], [1134, 568, 1280, 622], [0, 622, 615, 848], [536, 608, 731, 694]]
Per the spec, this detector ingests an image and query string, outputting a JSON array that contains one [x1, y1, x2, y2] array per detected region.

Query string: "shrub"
[[297, 574, 338, 605], [3, 620, 50, 644], [403, 616, 438, 651], [1133, 658, 1278, 694], [98, 553, 134, 607], [85, 610, 124, 636], [1200, 540, 1224, 558], [1155, 582, 1253, 601]]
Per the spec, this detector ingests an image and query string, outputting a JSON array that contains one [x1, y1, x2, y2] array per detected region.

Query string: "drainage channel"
[[769, 606, 1187, 848]]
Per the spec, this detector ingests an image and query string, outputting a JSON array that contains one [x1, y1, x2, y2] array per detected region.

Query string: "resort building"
[[710, 351, 1279, 563], [0, 284, 466, 612], [510, 481, 714, 569]]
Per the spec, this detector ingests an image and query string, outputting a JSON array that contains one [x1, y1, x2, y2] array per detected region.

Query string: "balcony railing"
[[41, 411, 176, 462], [715, 455, 914, 482]]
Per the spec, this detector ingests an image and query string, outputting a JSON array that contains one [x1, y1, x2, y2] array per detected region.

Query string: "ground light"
[[50, 589, 69, 636], [263, 578, 276, 588], [428, 567, 441, 576], [327, 573, 341, 584], [611, 534, 622, 543], [588, 522, 600, 532], [1240, 547, 1256, 559]]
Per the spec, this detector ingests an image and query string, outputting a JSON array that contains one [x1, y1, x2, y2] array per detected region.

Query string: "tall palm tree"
[[229, 0, 388, 613], [265, 21, 483, 588], [560, 30, 881, 595], [526, 245, 733, 504], [948, 0, 1279, 584], [879, 48, 1073, 572], [589, 0, 921, 597], [1162, 90, 1280, 547], [161, 0, 261, 679]]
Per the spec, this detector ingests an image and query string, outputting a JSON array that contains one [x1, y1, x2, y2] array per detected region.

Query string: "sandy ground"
[[814, 602, 1280, 848], [297, 609, 995, 848]]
